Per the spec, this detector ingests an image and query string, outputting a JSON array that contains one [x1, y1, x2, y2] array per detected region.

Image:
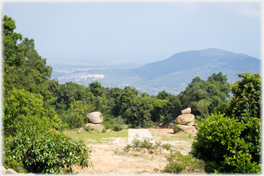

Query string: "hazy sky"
[[2, 1, 261, 64]]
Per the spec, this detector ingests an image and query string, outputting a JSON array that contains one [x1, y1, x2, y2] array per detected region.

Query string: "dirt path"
[[72, 128, 194, 174]]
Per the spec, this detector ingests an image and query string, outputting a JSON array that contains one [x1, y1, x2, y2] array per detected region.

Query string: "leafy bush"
[[102, 128, 106, 133], [111, 124, 123, 131], [162, 143, 172, 151], [164, 161, 186, 173], [3, 126, 92, 174], [164, 151, 204, 173], [84, 126, 91, 132], [172, 125, 181, 133], [102, 121, 112, 129], [60, 100, 87, 129], [3, 88, 66, 136], [102, 115, 126, 130], [191, 72, 261, 173]]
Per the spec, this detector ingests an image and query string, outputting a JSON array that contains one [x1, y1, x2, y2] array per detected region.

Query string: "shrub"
[[102, 121, 112, 129], [3, 126, 92, 174], [111, 124, 123, 131], [102, 128, 106, 133], [84, 126, 91, 132], [191, 72, 261, 173], [172, 125, 181, 133], [164, 161, 186, 173], [164, 151, 204, 173], [162, 143, 172, 151]]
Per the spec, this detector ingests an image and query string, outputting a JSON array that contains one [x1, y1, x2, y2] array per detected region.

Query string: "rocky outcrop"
[[87, 111, 103, 124], [176, 108, 195, 126]]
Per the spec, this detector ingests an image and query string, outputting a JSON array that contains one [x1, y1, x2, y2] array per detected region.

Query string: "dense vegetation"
[[3, 15, 260, 174], [191, 71, 261, 173], [3, 15, 91, 174]]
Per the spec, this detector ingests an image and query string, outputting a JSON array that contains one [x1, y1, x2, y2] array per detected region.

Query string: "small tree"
[[196, 99, 211, 118]]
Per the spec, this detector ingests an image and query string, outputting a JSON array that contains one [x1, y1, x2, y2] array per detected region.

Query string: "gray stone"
[[168, 123, 175, 128], [87, 111, 103, 124]]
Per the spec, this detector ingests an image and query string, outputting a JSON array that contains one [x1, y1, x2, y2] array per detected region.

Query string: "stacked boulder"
[[85, 111, 104, 131], [176, 107, 195, 126], [173, 107, 197, 133]]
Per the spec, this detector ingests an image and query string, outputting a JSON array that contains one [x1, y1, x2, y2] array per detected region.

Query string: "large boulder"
[[181, 107, 191, 114], [176, 114, 195, 126], [85, 123, 104, 131], [87, 111, 103, 124], [178, 124, 198, 133]]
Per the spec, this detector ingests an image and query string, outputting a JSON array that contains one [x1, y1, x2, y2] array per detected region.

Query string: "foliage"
[[226, 71, 261, 122], [59, 100, 90, 129], [191, 71, 261, 173], [172, 125, 181, 134], [84, 126, 91, 132], [111, 124, 123, 131], [196, 99, 211, 118], [178, 72, 230, 117], [162, 143, 172, 151], [3, 88, 66, 136], [2, 15, 91, 174], [3, 15, 53, 101], [101, 115, 125, 129], [102, 128, 106, 133], [164, 151, 204, 173], [3, 126, 92, 174], [164, 161, 185, 173], [126, 136, 170, 151]]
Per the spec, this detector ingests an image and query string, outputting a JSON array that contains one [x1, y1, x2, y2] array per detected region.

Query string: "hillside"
[[55, 48, 260, 95]]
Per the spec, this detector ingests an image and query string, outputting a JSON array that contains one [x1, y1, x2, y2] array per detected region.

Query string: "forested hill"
[[133, 48, 259, 79], [56, 48, 260, 95]]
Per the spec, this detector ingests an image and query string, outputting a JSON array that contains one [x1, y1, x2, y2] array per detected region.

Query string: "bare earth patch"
[[72, 128, 195, 174]]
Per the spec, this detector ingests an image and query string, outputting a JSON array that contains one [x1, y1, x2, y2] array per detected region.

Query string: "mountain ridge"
[[53, 48, 260, 95]]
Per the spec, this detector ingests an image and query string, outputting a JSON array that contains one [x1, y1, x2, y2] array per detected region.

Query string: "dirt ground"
[[72, 128, 194, 174]]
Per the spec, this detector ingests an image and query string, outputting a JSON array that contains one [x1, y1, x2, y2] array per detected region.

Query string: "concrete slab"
[[128, 129, 155, 145]]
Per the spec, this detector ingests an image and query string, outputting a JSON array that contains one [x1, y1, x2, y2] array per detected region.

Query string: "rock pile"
[[176, 107, 195, 126], [85, 111, 104, 131]]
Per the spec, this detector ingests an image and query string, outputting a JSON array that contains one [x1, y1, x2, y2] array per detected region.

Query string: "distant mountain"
[[54, 48, 260, 95]]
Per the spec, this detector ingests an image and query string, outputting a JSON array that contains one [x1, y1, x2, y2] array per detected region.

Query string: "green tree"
[[3, 16, 53, 100], [2, 15, 92, 173], [3, 88, 65, 136], [191, 72, 261, 173], [89, 81, 103, 97], [196, 99, 211, 118], [178, 72, 230, 117]]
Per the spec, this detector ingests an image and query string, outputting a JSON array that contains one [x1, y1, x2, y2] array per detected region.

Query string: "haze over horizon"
[[2, 1, 261, 65]]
